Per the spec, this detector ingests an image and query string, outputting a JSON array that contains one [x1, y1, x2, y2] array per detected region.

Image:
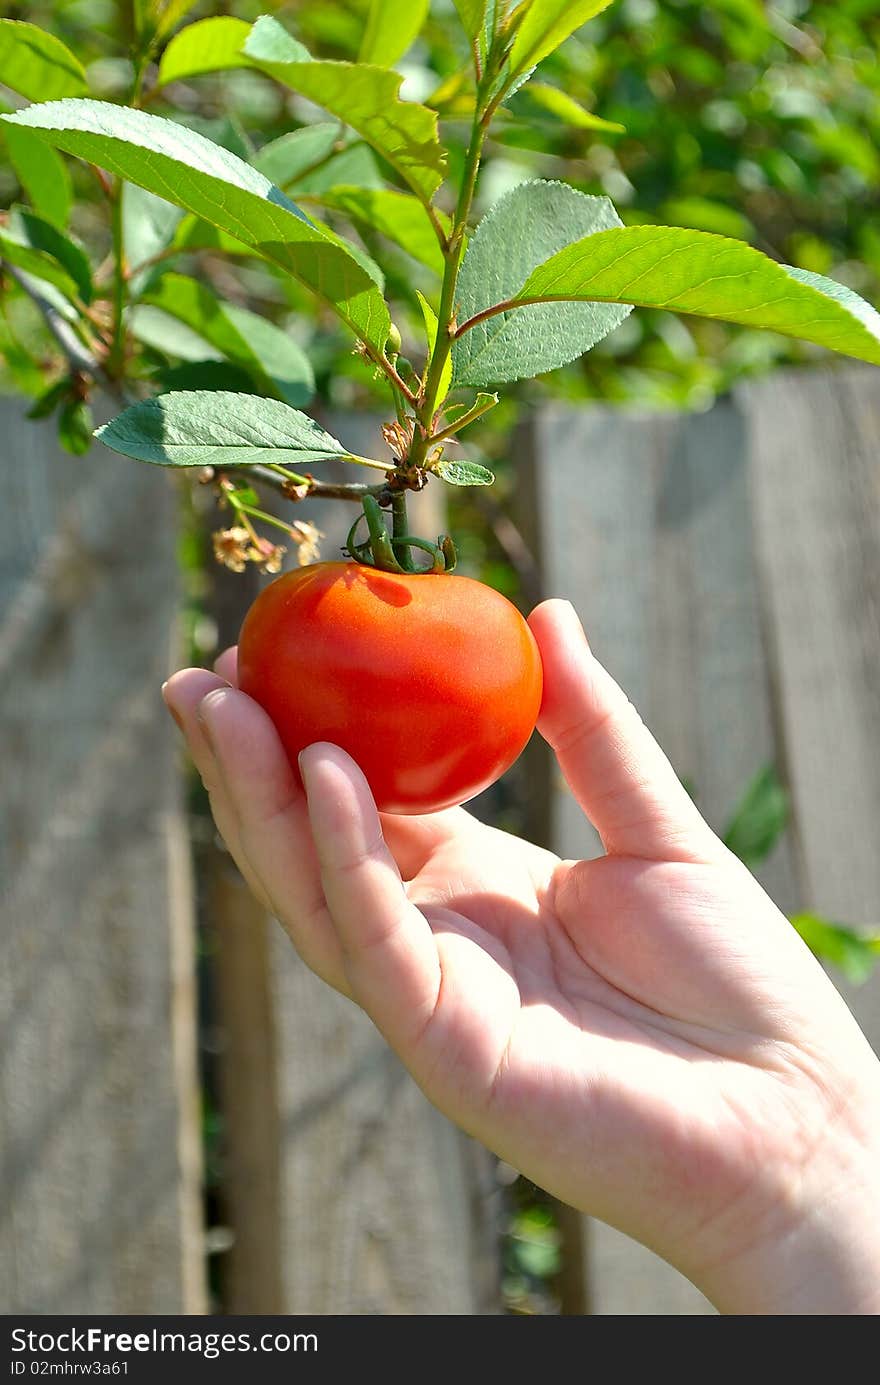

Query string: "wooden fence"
[[1, 366, 878, 1315]]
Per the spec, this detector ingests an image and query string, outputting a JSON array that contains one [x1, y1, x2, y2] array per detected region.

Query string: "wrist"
[[695, 1095, 880, 1315]]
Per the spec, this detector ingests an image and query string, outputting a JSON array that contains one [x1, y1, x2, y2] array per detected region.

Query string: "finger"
[[379, 804, 481, 880], [299, 743, 442, 1049], [162, 670, 275, 913], [196, 689, 348, 992], [213, 646, 238, 685], [528, 600, 722, 862]]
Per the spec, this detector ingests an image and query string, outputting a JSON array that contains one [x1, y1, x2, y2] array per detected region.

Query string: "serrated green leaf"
[[512, 226, 880, 367], [139, 272, 314, 406], [157, 16, 252, 86], [0, 20, 87, 102], [314, 186, 446, 275], [521, 83, 625, 134], [508, 1, 616, 78], [452, 180, 630, 386], [0, 206, 93, 306], [244, 17, 446, 206], [791, 914, 880, 985], [452, 0, 487, 43], [359, 0, 430, 67], [723, 765, 789, 868], [434, 458, 495, 486], [416, 289, 453, 406], [96, 391, 349, 468], [0, 100, 391, 354], [3, 127, 72, 228]]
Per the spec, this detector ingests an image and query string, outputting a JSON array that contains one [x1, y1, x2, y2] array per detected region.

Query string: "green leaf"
[[130, 305, 224, 362], [433, 458, 495, 486], [0, 100, 391, 354], [0, 20, 87, 102], [314, 186, 446, 275], [508, 1, 616, 78], [452, 0, 487, 43], [237, 14, 311, 64], [0, 206, 93, 306], [157, 16, 252, 86], [416, 289, 453, 406], [27, 376, 72, 420], [152, 0, 200, 42], [259, 136, 384, 198], [359, 0, 430, 67], [139, 272, 315, 406], [722, 765, 789, 869], [244, 17, 446, 205], [154, 360, 258, 394], [521, 83, 625, 134], [512, 226, 880, 367], [436, 390, 498, 435], [790, 914, 880, 985], [253, 123, 342, 189], [95, 391, 349, 468], [58, 397, 93, 456], [3, 127, 72, 228], [452, 180, 630, 386], [123, 184, 183, 295]]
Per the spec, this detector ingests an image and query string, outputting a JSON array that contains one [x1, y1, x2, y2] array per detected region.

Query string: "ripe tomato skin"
[[237, 561, 543, 815]]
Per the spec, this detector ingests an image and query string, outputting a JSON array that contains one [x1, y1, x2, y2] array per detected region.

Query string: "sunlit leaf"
[[508, 1, 617, 78], [511, 226, 880, 366], [521, 82, 625, 134], [96, 391, 349, 467], [452, 179, 630, 386], [313, 186, 446, 274], [791, 914, 880, 984], [359, 0, 430, 67], [3, 127, 72, 228], [0, 20, 87, 102], [0, 100, 391, 354], [433, 458, 495, 485], [244, 17, 446, 205], [416, 289, 453, 405], [157, 16, 252, 86]]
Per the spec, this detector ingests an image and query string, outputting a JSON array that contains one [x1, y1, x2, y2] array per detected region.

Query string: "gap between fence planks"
[[520, 366, 880, 1316], [0, 397, 205, 1313]]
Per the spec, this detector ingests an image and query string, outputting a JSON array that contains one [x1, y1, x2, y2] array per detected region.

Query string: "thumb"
[[528, 600, 722, 862]]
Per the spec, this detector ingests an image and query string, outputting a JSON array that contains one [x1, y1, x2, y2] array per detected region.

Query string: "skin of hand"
[[163, 598, 880, 1315]]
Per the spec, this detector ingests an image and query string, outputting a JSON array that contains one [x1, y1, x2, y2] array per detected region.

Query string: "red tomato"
[[237, 561, 543, 815]]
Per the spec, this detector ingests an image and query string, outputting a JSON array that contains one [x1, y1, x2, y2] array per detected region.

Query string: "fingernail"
[[161, 682, 185, 731], [196, 689, 226, 749]]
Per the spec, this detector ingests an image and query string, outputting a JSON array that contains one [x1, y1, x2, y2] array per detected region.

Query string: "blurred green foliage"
[[2, 1, 878, 417]]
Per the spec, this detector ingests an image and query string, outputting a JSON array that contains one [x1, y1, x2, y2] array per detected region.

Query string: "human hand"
[[163, 599, 880, 1315]]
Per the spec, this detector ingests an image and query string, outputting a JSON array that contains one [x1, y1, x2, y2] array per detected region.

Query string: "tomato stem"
[[391, 492, 417, 573]]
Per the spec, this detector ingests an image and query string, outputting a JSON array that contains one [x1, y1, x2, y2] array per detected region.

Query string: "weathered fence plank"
[[745, 369, 880, 1052], [205, 417, 501, 1314], [0, 399, 205, 1314], [522, 367, 880, 1314]]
